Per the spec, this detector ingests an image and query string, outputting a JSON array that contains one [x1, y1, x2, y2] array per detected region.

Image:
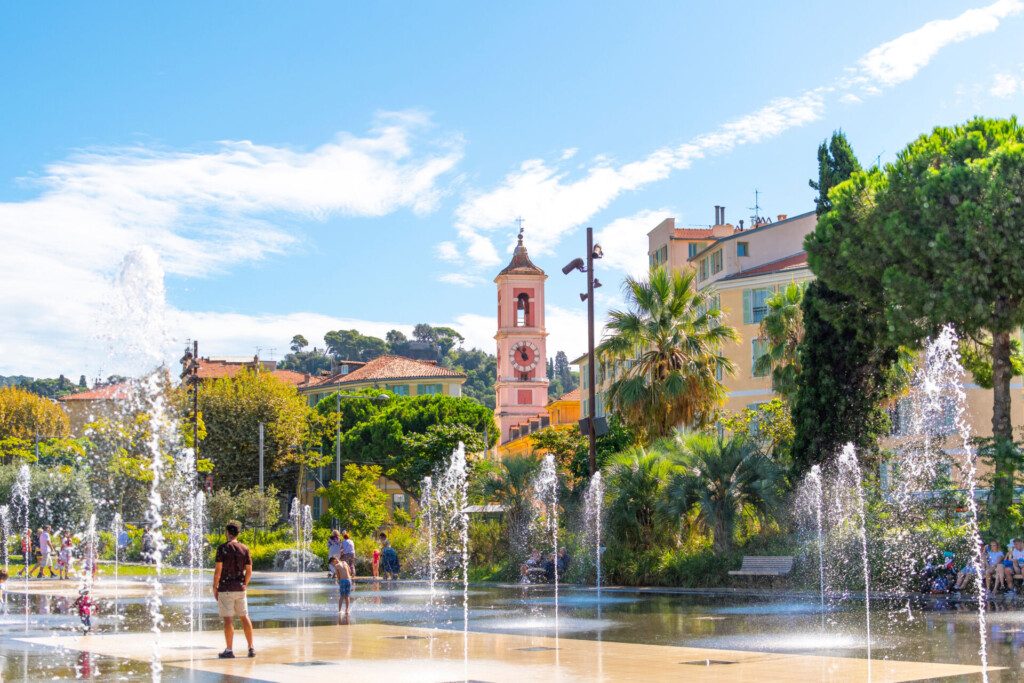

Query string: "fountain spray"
[[838, 444, 871, 676]]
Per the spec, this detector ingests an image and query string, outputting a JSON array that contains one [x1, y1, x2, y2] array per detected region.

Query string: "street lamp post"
[[562, 227, 604, 475]]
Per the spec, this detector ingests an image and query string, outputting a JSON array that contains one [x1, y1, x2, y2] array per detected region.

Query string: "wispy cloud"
[[438, 272, 485, 287], [595, 208, 675, 278], [990, 71, 1022, 98], [449, 0, 1023, 268], [854, 0, 1023, 88], [0, 113, 462, 376]]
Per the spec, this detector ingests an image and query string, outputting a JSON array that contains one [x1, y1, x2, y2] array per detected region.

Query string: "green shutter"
[[743, 289, 752, 324]]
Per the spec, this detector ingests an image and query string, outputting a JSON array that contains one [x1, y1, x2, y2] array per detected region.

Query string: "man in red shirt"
[[213, 521, 254, 659]]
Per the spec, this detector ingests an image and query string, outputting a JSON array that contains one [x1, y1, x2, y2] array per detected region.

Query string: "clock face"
[[510, 341, 540, 372]]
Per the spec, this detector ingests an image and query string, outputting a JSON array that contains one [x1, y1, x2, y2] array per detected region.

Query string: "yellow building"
[[497, 388, 582, 457], [578, 206, 1024, 458], [298, 355, 466, 407]]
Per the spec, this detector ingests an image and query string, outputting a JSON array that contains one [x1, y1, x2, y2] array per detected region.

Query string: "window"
[[715, 360, 724, 381], [743, 287, 774, 324], [699, 257, 709, 281], [581, 398, 589, 417], [517, 389, 533, 405], [737, 241, 749, 257], [649, 245, 668, 267], [516, 293, 530, 327], [313, 496, 322, 519], [710, 250, 723, 274], [392, 493, 409, 514], [747, 402, 766, 435], [752, 338, 770, 377], [688, 242, 699, 259], [387, 384, 410, 396], [417, 383, 442, 395]]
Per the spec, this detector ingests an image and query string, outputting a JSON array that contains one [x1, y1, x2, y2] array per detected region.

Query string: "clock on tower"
[[494, 229, 549, 444]]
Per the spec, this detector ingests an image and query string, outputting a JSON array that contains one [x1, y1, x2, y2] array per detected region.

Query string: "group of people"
[[15, 525, 99, 581], [519, 547, 570, 583], [326, 530, 401, 614], [922, 538, 1024, 594]]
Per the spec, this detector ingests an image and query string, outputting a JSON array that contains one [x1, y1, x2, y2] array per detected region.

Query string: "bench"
[[728, 555, 794, 582]]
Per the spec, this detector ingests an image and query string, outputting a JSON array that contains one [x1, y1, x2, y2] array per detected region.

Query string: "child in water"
[[73, 588, 94, 633], [329, 556, 353, 614]]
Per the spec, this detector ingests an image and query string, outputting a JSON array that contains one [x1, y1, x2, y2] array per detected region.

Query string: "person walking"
[[213, 521, 254, 659], [340, 531, 356, 576], [379, 533, 400, 580], [37, 526, 53, 579]]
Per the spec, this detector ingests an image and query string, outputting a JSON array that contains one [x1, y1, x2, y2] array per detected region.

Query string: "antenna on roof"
[[748, 189, 765, 227]]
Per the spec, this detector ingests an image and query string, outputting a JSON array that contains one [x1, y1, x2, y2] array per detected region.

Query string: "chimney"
[[713, 205, 720, 225], [739, 219, 745, 231], [720, 206, 726, 225], [777, 213, 787, 222]]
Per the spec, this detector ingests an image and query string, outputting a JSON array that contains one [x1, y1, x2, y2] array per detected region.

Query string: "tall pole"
[[335, 391, 342, 483], [258, 421, 266, 491], [191, 340, 199, 473], [586, 227, 598, 476]]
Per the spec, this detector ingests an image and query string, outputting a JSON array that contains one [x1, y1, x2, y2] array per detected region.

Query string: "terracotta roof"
[[194, 358, 309, 387], [61, 382, 133, 401], [722, 251, 810, 281], [497, 232, 544, 277], [552, 388, 580, 403], [672, 228, 716, 240], [312, 355, 466, 388]]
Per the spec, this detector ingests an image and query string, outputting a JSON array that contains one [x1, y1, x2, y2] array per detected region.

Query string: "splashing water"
[[534, 455, 560, 631], [0, 504, 10, 574], [583, 472, 604, 594], [838, 444, 871, 676], [796, 465, 826, 629], [433, 444, 470, 657], [921, 327, 989, 679], [421, 475, 437, 605], [14, 465, 30, 631], [112, 512, 123, 629], [302, 505, 313, 609], [188, 491, 207, 636]]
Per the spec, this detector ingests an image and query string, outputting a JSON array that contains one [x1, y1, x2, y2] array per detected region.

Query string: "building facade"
[[498, 388, 582, 458], [298, 355, 466, 408], [494, 230, 550, 445]]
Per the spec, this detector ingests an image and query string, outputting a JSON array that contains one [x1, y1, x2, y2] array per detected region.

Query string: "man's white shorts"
[[217, 591, 248, 618]]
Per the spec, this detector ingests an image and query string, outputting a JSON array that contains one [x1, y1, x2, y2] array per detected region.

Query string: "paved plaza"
[[19, 622, 995, 682]]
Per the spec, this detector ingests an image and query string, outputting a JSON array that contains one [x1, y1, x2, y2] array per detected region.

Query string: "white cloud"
[[450, 2, 1022, 266], [991, 72, 1021, 97], [438, 272, 485, 287], [855, 0, 1023, 87], [595, 208, 674, 278], [0, 114, 462, 377], [435, 240, 461, 262]]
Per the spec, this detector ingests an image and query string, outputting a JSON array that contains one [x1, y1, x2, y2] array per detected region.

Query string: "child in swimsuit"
[[330, 556, 354, 614]]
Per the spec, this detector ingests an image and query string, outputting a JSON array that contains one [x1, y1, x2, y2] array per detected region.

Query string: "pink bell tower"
[[495, 228, 549, 444]]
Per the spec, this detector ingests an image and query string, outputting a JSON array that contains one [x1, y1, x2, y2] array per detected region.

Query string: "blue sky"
[[2, 1, 1023, 377]]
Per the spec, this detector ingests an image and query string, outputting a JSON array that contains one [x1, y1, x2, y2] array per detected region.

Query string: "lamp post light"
[[562, 227, 604, 476]]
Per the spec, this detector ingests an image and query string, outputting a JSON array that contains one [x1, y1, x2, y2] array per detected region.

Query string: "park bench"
[[728, 555, 794, 584]]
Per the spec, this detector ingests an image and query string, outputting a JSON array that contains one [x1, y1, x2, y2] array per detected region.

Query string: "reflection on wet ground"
[[0, 572, 1015, 680]]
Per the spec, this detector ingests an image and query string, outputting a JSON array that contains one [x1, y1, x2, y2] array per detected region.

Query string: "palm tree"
[[753, 281, 806, 400], [478, 455, 541, 555], [604, 447, 676, 549], [661, 433, 782, 554], [598, 267, 738, 443]]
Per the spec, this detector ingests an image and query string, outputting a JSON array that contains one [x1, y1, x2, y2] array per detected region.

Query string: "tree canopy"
[[598, 266, 737, 442], [0, 385, 70, 443], [194, 369, 311, 493], [318, 392, 497, 495], [808, 117, 1024, 515]]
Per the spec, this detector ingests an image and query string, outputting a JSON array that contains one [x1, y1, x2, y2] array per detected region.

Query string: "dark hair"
[[226, 521, 241, 537], [378, 532, 387, 541], [342, 531, 350, 540], [0, 570, 8, 580]]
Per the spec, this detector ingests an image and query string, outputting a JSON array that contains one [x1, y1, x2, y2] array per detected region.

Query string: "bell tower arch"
[[495, 229, 549, 444]]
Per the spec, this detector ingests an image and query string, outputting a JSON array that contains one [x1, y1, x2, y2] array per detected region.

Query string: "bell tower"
[[495, 228, 549, 444]]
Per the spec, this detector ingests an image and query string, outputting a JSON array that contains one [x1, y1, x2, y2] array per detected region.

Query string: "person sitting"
[[1009, 538, 1024, 591], [556, 548, 570, 576], [520, 550, 543, 581], [543, 553, 557, 583], [986, 540, 1006, 592]]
